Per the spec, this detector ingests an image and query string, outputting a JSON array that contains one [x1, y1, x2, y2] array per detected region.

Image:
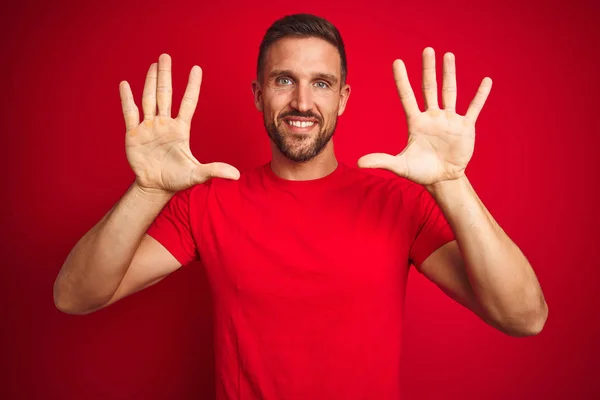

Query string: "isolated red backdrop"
[[3, 0, 599, 399]]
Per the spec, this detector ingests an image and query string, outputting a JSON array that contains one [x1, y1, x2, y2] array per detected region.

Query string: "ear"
[[251, 80, 263, 112], [337, 83, 351, 116]]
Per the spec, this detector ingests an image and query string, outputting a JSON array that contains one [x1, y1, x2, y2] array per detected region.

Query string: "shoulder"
[[202, 163, 265, 192], [340, 162, 427, 202], [182, 163, 266, 203]]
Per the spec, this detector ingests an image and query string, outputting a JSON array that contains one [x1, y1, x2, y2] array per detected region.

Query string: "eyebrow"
[[268, 69, 339, 85]]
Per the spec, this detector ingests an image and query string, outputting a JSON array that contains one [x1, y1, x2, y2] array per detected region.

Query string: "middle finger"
[[157, 54, 173, 117], [422, 47, 439, 110]]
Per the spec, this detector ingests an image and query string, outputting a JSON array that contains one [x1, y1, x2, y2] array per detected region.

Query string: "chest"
[[199, 189, 410, 304]]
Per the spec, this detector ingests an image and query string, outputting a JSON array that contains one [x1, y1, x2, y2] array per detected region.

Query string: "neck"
[[269, 141, 338, 181]]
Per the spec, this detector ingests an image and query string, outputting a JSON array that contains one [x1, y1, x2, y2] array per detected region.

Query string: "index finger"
[[465, 77, 492, 122], [142, 63, 157, 120], [393, 59, 420, 120], [177, 66, 202, 125]]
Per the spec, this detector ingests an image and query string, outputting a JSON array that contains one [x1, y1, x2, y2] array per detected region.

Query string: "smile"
[[285, 120, 316, 128]]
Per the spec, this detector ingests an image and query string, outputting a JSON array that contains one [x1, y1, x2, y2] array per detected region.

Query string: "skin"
[[251, 37, 350, 181]]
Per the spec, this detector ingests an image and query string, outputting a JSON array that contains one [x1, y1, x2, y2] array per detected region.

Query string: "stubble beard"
[[264, 114, 338, 163]]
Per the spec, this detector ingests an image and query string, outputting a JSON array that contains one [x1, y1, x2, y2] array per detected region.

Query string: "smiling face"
[[252, 36, 351, 163]]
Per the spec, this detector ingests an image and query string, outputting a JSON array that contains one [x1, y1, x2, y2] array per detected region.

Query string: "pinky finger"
[[465, 77, 492, 122], [119, 81, 140, 132]]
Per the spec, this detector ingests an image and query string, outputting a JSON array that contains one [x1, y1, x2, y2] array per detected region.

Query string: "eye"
[[315, 81, 329, 89], [276, 77, 293, 85]]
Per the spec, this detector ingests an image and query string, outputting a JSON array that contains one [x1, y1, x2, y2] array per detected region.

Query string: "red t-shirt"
[[147, 161, 455, 400]]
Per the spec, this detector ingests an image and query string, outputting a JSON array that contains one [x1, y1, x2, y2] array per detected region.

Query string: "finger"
[[422, 47, 439, 110], [119, 81, 139, 132], [442, 52, 457, 112], [465, 77, 493, 122], [357, 153, 407, 177], [392, 59, 420, 120], [157, 54, 173, 117], [142, 63, 157, 120], [177, 66, 203, 125], [194, 162, 241, 182]]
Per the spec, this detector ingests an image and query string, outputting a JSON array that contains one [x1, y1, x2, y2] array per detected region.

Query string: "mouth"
[[282, 118, 319, 134]]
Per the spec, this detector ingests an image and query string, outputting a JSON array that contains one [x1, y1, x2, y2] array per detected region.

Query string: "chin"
[[282, 138, 331, 163], [264, 117, 335, 162]]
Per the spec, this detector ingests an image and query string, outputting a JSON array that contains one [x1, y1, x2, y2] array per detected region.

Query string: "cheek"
[[315, 89, 337, 105], [265, 92, 292, 119], [316, 96, 340, 120]]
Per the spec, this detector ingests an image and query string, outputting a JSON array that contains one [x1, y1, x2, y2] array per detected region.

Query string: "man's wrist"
[[424, 174, 470, 198], [130, 180, 175, 204]]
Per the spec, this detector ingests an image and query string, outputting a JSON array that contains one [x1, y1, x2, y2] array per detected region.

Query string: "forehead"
[[263, 36, 341, 78]]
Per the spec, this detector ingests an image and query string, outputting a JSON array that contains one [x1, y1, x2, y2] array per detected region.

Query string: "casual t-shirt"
[[147, 161, 455, 400]]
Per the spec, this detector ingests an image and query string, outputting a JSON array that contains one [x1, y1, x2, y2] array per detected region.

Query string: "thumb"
[[194, 162, 241, 183], [357, 153, 407, 177]]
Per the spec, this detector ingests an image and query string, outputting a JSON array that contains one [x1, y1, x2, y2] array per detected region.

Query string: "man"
[[54, 13, 548, 400]]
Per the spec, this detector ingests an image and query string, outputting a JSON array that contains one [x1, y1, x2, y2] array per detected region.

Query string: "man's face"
[[252, 37, 351, 162]]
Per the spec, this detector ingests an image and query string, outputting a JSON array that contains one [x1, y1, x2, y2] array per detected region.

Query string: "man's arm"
[[419, 176, 548, 337], [53, 183, 180, 315], [355, 48, 547, 336], [54, 53, 241, 315], [76, 234, 183, 315]]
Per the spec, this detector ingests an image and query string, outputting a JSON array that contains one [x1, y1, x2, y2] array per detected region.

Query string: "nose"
[[290, 83, 314, 112]]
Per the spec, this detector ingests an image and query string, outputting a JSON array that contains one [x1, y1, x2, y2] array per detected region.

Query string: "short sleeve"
[[146, 187, 201, 266], [408, 187, 456, 269]]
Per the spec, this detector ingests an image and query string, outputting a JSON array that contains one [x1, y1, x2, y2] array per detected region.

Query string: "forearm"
[[54, 182, 173, 313], [426, 176, 548, 334]]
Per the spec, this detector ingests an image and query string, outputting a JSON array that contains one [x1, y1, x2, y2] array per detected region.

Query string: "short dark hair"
[[256, 13, 347, 85]]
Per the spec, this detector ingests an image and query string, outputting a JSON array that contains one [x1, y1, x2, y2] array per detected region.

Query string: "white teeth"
[[287, 120, 315, 128]]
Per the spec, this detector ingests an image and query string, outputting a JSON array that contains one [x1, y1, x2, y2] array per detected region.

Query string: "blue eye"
[[315, 81, 329, 89], [277, 77, 292, 85]]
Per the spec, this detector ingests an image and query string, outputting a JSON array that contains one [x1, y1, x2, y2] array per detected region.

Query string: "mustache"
[[279, 111, 322, 123]]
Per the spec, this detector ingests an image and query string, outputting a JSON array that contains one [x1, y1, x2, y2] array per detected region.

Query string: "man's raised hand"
[[119, 54, 240, 194], [358, 47, 492, 187]]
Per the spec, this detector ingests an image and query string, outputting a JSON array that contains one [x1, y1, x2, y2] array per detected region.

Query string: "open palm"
[[358, 47, 492, 186], [119, 54, 240, 194]]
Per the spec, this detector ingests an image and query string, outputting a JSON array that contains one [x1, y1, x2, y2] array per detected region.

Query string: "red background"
[[3, 0, 599, 398]]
